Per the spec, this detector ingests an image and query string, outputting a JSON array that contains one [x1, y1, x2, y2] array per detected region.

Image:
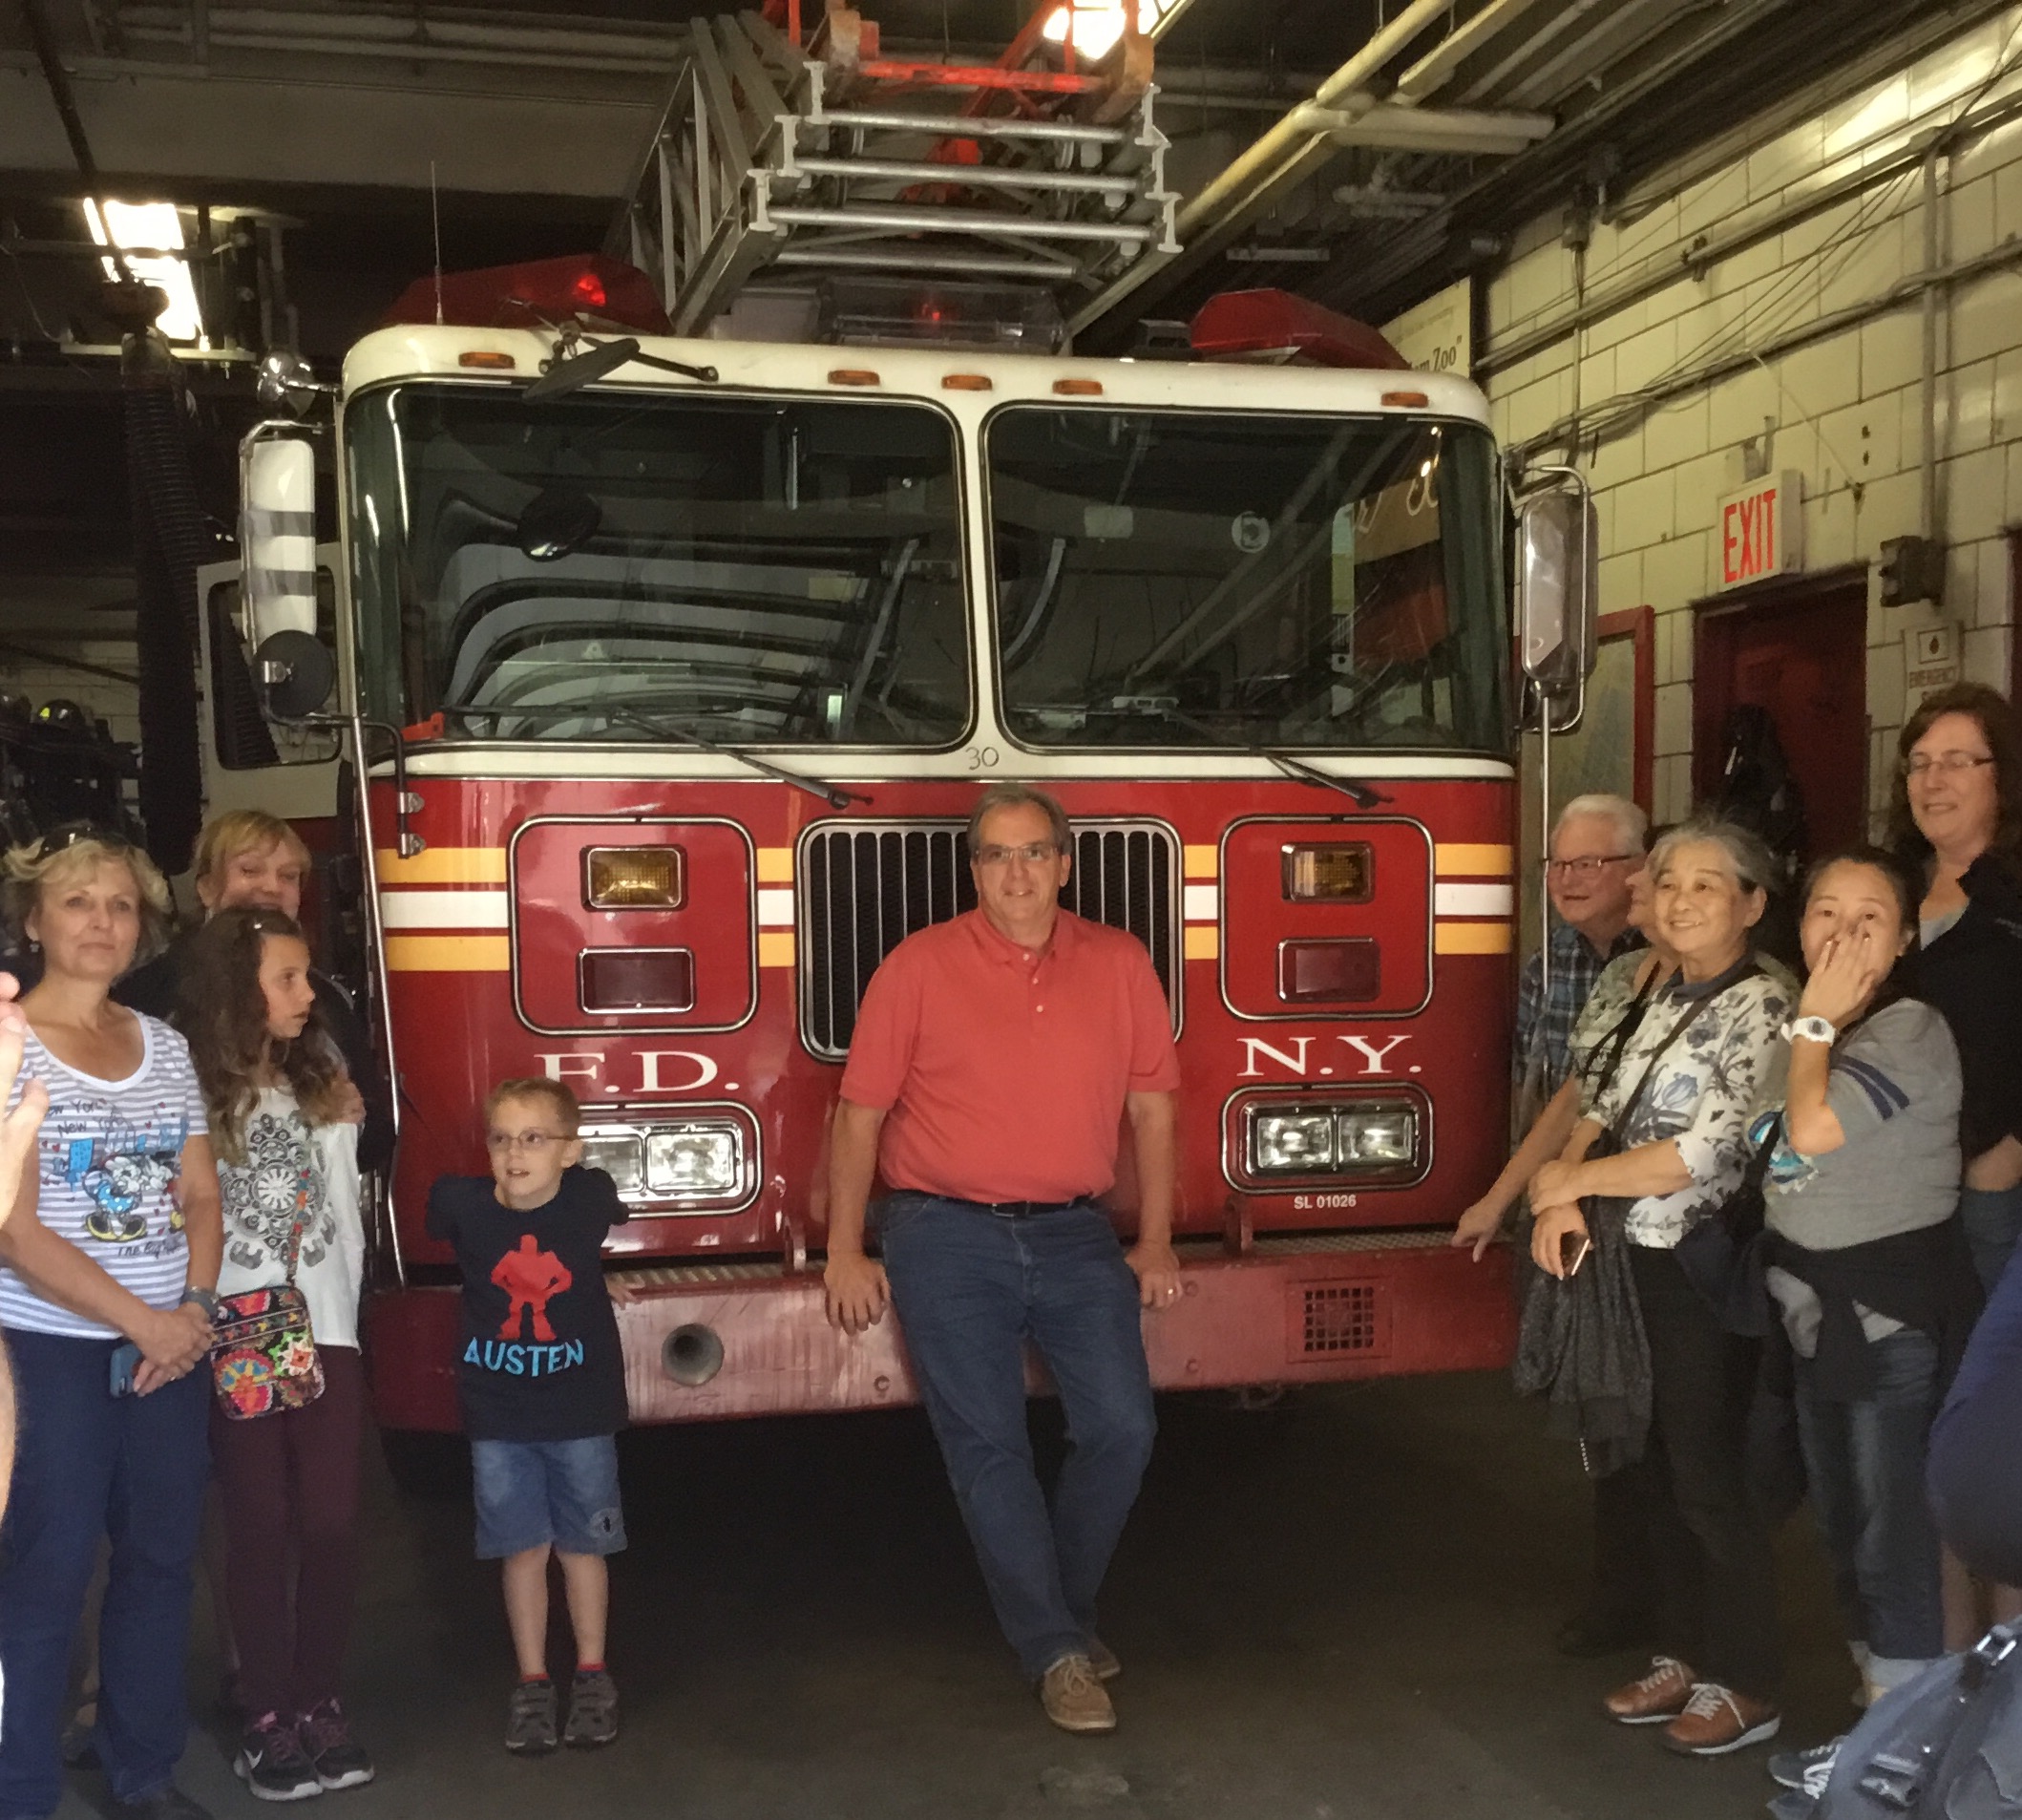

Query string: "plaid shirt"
[[1514, 921, 1644, 1092]]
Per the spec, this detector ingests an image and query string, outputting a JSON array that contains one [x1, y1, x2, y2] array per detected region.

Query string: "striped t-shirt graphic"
[[0, 1016, 209, 1339]]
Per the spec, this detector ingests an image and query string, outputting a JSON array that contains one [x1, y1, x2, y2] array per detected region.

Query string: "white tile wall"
[[1482, 6, 2022, 827]]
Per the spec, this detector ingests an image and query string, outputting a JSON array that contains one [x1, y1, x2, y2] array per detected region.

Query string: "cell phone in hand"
[[109, 1342, 141, 1398], [1559, 1232, 1593, 1278]]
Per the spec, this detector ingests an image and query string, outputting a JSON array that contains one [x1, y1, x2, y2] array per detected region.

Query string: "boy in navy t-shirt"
[[426, 1077, 631, 1754]]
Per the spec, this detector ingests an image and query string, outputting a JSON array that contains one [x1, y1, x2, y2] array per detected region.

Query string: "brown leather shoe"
[[1661, 1683, 1780, 1756], [1603, 1656, 1697, 1725], [1086, 1638, 1121, 1681], [1039, 1656, 1117, 1733]]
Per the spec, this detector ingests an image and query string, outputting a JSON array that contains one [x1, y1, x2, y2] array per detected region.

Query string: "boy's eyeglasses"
[[486, 1130, 569, 1153]]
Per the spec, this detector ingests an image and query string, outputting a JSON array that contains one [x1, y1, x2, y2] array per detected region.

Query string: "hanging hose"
[[122, 338, 209, 876]]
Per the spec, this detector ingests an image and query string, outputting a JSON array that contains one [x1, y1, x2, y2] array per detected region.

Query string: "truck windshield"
[[986, 407, 1506, 753], [346, 384, 970, 747]]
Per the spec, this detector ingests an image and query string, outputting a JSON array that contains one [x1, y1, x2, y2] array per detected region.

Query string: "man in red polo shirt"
[[824, 782, 1181, 1736]]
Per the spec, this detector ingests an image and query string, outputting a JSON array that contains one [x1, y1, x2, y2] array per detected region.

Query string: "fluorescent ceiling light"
[[84, 200, 206, 346], [1040, 0, 1192, 60]]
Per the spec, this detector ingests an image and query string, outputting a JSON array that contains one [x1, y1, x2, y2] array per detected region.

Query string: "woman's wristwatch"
[[1783, 1015, 1838, 1045], [179, 1285, 219, 1319]]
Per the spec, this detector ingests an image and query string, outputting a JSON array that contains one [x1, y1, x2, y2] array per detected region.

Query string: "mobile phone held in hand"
[[1560, 1232, 1593, 1278], [109, 1342, 141, 1397]]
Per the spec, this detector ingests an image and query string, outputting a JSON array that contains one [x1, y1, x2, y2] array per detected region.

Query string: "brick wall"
[[1479, 10, 2022, 829]]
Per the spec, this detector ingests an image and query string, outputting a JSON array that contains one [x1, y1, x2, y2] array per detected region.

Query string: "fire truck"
[[221, 8, 1600, 1435]]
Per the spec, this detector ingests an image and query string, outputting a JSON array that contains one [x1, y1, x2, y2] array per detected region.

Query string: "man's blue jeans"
[[1794, 1328, 1946, 1684], [0, 1328, 210, 1818], [877, 1194, 1156, 1681]]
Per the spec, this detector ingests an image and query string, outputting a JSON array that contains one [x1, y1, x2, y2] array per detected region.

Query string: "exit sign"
[[1717, 471, 1803, 590]]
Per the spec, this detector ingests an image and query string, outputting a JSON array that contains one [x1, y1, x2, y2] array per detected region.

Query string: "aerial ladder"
[[604, 0, 1181, 339]]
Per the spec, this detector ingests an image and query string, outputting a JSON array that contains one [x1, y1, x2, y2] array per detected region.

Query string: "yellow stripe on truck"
[[756, 848, 794, 883], [1434, 922, 1512, 956], [758, 931, 796, 968], [375, 848, 508, 884], [1434, 843, 1514, 878], [385, 935, 512, 972]]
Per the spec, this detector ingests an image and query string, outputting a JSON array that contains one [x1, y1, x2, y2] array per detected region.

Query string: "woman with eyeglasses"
[[178, 908, 373, 1799], [0, 827, 222, 1820], [1886, 681, 2022, 1640]]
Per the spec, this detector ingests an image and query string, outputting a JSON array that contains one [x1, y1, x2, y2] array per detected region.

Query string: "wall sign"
[[1717, 471, 1803, 590], [1904, 621, 1961, 710], [1381, 277, 1472, 376]]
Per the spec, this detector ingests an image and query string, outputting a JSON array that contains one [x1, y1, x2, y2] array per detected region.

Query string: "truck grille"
[[1296, 1283, 1386, 1357], [799, 819, 1179, 1058]]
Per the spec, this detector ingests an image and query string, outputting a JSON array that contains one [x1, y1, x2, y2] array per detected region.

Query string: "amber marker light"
[[1282, 843, 1373, 902], [942, 373, 994, 391], [584, 846, 685, 909], [1380, 390, 1430, 408], [458, 350, 517, 370], [828, 369, 881, 386], [1052, 377, 1104, 395]]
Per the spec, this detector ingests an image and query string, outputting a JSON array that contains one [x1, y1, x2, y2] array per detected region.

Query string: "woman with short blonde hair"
[[0, 824, 222, 1820]]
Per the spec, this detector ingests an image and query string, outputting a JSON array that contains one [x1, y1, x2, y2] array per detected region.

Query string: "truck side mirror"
[[241, 429, 334, 719], [1515, 474, 1599, 706]]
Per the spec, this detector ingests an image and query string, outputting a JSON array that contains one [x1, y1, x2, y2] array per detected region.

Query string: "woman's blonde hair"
[[194, 811, 311, 892], [1, 832, 173, 965]]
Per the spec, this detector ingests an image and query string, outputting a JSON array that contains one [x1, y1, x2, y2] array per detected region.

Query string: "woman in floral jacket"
[[1529, 819, 1795, 1760]]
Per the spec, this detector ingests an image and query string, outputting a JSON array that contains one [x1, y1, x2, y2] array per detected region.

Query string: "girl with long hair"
[[179, 908, 374, 1802]]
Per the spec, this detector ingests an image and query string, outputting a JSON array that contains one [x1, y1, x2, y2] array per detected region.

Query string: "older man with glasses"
[[1515, 794, 1650, 1108], [823, 781, 1181, 1737]]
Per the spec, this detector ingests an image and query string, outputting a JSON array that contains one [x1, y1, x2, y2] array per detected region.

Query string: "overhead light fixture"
[[1039, 0, 1194, 61], [84, 201, 206, 345]]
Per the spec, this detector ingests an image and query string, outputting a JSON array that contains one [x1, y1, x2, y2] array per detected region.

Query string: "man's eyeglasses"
[[486, 1130, 568, 1153], [973, 841, 1060, 868], [1904, 751, 1995, 777], [1544, 853, 1636, 879]]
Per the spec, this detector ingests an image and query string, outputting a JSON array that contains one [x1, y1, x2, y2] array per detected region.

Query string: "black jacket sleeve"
[[313, 968, 394, 1175]]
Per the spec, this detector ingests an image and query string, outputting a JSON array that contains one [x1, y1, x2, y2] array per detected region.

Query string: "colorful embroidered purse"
[[209, 1144, 324, 1420]]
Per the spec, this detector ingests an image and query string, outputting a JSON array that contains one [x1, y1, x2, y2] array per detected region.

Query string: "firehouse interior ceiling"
[[0, 0, 2011, 617]]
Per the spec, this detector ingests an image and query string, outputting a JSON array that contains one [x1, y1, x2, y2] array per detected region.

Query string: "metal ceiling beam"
[[1291, 102, 1554, 155], [1065, 0, 1555, 340]]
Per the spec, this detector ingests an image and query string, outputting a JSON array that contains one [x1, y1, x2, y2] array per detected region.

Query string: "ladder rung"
[[809, 106, 1128, 144], [783, 155, 1148, 197], [768, 202, 1160, 242], [773, 245, 1079, 279]]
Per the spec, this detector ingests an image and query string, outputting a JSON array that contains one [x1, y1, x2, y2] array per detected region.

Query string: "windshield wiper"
[[1096, 698, 1390, 809], [438, 700, 871, 809]]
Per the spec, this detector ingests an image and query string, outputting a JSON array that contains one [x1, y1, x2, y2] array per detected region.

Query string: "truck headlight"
[[645, 1126, 740, 1196], [1244, 1101, 1419, 1176], [1251, 1111, 1337, 1173], [579, 1114, 752, 1208]]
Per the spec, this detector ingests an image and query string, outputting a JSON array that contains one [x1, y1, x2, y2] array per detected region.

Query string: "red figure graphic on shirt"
[[492, 1235, 573, 1343]]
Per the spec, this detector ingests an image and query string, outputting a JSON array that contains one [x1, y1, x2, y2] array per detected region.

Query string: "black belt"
[[954, 1195, 1090, 1220]]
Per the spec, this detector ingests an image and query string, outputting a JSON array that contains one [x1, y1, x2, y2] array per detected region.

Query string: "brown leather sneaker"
[[1086, 1638, 1121, 1681], [1661, 1683, 1780, 1756], [1040, 1656, 1117, 1733], [1603, 1656, 1697, 1725]]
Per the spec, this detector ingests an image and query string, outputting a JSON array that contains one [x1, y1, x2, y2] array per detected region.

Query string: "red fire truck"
[[228, 257, 1595, 1436]]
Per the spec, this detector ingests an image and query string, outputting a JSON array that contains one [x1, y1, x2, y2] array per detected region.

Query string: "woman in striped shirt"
[[0, 827, 221, 1820]]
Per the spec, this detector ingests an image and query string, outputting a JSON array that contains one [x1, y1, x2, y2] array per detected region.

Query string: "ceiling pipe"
[[20, 0, 132, 279], [1066, 0, 1553, 336], [1291, 101, 1554, 154]]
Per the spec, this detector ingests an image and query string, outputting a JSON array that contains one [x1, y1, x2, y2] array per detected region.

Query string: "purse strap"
[[1603, 965, 1763, 1148]]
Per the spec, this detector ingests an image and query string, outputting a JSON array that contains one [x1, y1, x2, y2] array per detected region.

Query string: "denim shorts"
[[471, 1435, 626, 1559]]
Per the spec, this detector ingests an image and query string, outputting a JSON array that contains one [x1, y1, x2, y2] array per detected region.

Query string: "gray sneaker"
[[1768, 1738, 1841, 1791], [505, 1679, 558, 1756], [563, 1669, 620, 1748]]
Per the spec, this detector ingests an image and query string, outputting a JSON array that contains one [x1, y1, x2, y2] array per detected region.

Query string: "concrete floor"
[[58, 1370, 1855, 1820]]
